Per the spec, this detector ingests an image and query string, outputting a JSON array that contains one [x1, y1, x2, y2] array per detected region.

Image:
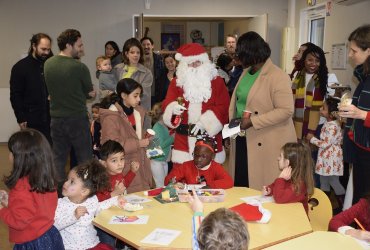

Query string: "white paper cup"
[[243, 110, 252, 119], [145, 129, 156, 139]]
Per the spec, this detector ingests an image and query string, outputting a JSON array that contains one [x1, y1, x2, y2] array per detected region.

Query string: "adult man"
[[10, 33, 53, 143], [162, 43, 230, 168], [225, 34, 237, 57], [44, 29, 95, 189], [140, 37, 164, 105]]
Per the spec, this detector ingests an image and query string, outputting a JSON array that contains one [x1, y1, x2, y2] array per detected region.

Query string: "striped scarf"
[[292, 70, 324, 139]]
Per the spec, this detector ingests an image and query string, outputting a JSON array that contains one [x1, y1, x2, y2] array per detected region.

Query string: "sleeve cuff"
[[338, 225, 354, 235]]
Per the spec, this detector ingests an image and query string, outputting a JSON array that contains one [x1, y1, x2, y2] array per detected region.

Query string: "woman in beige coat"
[[100, 78, 153, 193], [228, 32, 296, 190]]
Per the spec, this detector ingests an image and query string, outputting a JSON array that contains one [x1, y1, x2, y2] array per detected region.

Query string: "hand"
[[262, 186, 271, 196], [306, 133, 314, 142], [346, 229, 370, 242], [130, 161, 140, 173], [0, 190, 8, 208], [19, 122, 27, 130], [111, 180, 126, 197], [88, 90, 97, 98], [117, 195, 127, 209], [74, 206, 88, 219], [139, 138, 150, 148], [188, 189, 203, 213], [279, 166, 292, 180], [240, 117, 253, 130], [338, 104, 367, 120], [190, 122, 205, 135], [173, 104, 187, 115]]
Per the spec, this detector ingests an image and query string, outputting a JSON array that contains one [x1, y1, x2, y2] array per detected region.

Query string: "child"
[[91, 102, 102, 159], [262, 142, 314, 214], [307, 97, 345, 208], [164, 136, 233, 189], [96, 55, 115, 99], [0, 129, 64, 249], [148, 102, 174, 187], [329, 193, 370, 243], [188, 189, 249, 250], [54, 159, 125, 250], [99, 78, 153, 193]]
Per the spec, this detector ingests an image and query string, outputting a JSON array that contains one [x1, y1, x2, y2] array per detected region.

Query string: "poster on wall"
[[161, 33, 180, 51], [331, 43, 347, 70]]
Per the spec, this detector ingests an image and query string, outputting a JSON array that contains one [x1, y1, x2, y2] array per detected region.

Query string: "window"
[[299, 3, 326, 48]]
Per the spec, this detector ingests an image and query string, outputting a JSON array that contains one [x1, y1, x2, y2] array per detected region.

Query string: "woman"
[[228, 31, 296, 189], [114, 38, 153, 114], [156, 53, 177, 102], [105, 41, 121, 67], [339, 24, 370, 204], [290, 42, 316, 80]]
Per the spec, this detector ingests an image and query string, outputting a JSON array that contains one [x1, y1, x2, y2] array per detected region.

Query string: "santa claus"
[[162, 43, 230, 167]]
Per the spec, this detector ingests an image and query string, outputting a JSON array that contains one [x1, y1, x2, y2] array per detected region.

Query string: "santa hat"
[[175, 43, 209, 64], [229, 200, 272, 224]]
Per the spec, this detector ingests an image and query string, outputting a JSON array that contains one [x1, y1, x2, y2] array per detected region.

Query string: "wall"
[[0, 0, 288, 141]]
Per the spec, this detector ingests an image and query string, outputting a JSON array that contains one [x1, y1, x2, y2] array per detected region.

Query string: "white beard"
[[176, 60, 217, 103]]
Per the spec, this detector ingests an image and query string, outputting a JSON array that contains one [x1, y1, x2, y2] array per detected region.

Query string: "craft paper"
[[109, 215, 149, 224], [124, 194, 152, 204], [222, 123, 240, 139], [241, 195, 275, 204], [141, 228, 181, 246]]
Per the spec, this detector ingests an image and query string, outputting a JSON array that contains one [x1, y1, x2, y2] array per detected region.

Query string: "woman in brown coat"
[[228, 32, 296, 190], [100, 78, 152, 193]]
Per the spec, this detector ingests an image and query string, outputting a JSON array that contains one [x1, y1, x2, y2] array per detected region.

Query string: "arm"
[[164, 165, 185, 185], [54, 199, 78, 230], [80, 64, 94, 99], [271, 178, 305, 204], [205, 162, 234, 189], [123, 170, 136, 188], [96, 196, 120, 215], [310, 123, 341, 149], [9, 64, 27, 124]]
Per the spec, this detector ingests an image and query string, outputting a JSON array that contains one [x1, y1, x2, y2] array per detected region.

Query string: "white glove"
[[173, 104, 187, 115], [191, 122, 205, 135]]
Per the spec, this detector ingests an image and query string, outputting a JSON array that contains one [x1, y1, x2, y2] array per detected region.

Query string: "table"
[[265, 231, 365, 250], [93, 187, 312, 249]]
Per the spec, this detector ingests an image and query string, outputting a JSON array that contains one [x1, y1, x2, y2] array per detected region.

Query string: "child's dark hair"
[[100, 140, 125, 161], [4, 129, 57, 192], [282, 142, 314, 196], [73, 159, 110, 198], [216, 53, 233, 72], [92, 102, 101, 109], [195, 135, 218, 153], [325, 97, 340, 120]]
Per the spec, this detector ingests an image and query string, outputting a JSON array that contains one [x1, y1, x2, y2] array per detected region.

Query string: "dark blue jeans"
[[51, 116, 92, 189]]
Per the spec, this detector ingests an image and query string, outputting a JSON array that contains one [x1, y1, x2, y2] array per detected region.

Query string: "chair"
[[308, 188, 333, 231]]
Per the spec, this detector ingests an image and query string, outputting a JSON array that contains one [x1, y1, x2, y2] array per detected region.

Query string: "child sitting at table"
[[54, 159, 126, 250], [164, 135, 233, 189], [329, 193, 370, 242], [188, 188, 250, 250], [262, 142, 314, 214]]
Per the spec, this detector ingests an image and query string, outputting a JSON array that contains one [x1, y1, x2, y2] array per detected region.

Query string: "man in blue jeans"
[[44, 29, 96, 195]]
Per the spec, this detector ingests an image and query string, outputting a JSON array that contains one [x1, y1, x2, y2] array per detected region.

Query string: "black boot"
[[336, 194, 345, 209]]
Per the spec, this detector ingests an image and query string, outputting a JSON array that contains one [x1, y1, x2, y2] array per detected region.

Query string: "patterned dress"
[[310, 120, 343, 176]]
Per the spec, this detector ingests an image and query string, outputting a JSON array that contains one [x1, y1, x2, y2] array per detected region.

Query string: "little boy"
[[91, 102, 101, 159], [164, 136, 233, 189], [96, 55, 116, 99]]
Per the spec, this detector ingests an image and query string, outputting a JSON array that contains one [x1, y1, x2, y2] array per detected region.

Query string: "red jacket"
[[96, 171, 136, 201], [268, 178, 308, 214], [164, 160, 233, 189], [329, 198, 370, 232], [0, 177, 57, 243]]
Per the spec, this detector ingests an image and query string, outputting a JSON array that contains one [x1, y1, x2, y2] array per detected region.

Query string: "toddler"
[[96, 55, 116, 99], [262, 142, 314, 214]]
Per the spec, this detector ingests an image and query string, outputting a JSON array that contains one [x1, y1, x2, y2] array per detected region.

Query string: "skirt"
[[14, 226, 64, 250]]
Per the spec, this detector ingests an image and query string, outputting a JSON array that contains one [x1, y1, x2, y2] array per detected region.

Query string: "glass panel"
[[310, 17, 324, 48]]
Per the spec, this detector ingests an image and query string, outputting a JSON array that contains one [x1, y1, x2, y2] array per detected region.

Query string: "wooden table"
[[93, 187, 312, 249], [265, 231, 365, 250]]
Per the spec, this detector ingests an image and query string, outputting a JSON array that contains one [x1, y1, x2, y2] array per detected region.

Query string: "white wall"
[[0, 0, 288, 141]]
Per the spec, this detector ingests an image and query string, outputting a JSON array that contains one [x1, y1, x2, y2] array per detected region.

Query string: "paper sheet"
[[141, 228, 181, 246], [124, 194, 152, 204], [222, 123, 240, 139], [109, 215, 149, 224], [241, 195, 275, 204]]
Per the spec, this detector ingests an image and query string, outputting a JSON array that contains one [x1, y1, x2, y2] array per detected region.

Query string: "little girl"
[[54, 159, 125, 250], [0, 129, 64, 249], [99, 78, 153, 193], [148, 102, 174, 187], [262, 142, 314, 214], [307, 97, 345, 208]]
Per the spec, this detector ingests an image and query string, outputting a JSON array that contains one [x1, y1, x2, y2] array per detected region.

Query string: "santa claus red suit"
[[162, 43, 230, 167]]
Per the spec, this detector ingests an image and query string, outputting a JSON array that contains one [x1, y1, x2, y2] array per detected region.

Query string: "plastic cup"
[[243, 110, 252, 119], [145, 129, 156, 139]]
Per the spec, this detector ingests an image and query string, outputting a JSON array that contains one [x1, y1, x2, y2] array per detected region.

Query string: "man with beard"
[[44, 29, 96, 194], [140, 37, 164, 105], [225, 34, 237, 58], [162, 43, 230, 168], [10, 33, 53, 143]]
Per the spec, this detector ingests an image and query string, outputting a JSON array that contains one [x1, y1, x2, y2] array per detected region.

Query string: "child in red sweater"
[[164, 136, 233, 189], [262, 142, 314, 214], [0, 129, 64, 249]]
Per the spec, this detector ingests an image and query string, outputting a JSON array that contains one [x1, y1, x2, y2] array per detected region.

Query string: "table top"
[[93, 187, 312, 249], [265, 231, 365, 250]]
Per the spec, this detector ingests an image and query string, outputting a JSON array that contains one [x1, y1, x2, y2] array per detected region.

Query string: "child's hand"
[[111, 180, 126, 197], [262, 186, 271, 196], [139, 138, 150, 148], [130, 161, 140, 173], [188, 189, 203, 213], [0, 190, 9, 208], [117, 195, 127, 209], [74, 206, 88, 219], [346, 229, 370, 242], [279, 166, 292, 180], [306, 133, 314, 142]]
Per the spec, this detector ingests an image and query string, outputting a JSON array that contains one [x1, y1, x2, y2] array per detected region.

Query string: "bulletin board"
[[331, 43, 347, 70]]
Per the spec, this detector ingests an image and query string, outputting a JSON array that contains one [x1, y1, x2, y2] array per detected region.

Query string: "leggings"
[[319, 175, 345, 195]]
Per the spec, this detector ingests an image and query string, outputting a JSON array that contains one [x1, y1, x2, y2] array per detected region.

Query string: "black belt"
[[176, 124, 205, 137]]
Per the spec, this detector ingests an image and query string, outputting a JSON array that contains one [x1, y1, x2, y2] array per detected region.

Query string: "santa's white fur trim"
[[199, 110, 223, 137], [187, 103, 202, 124], [176, 53, 209, 64], [163, 101, 179, 129], [171, 149, 192, 164], [246, 199, 272, 224]]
